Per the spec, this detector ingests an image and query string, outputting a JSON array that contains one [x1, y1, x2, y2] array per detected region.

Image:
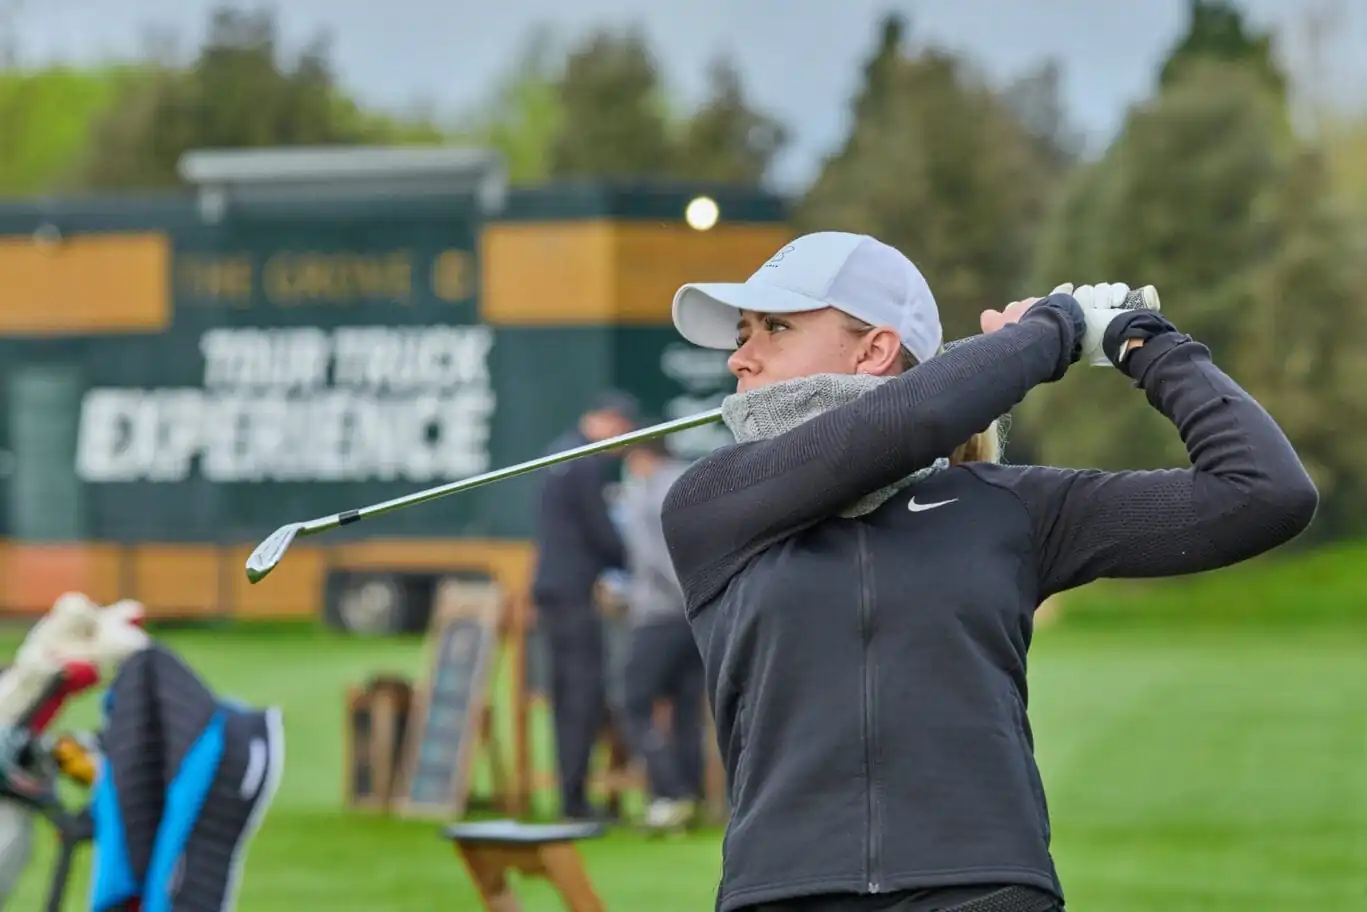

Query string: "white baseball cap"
[[672, 231, 943, 364]]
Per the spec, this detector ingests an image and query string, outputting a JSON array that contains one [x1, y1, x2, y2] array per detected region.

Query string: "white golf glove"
[[1052, 282, 1161, 367]]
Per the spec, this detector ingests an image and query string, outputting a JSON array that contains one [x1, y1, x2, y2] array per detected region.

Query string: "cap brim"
[[672, 282, 827, 350]]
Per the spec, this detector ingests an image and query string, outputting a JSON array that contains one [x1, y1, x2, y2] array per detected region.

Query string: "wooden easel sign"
[[394, 578, 502, 820], [344, 676, 414, 811]]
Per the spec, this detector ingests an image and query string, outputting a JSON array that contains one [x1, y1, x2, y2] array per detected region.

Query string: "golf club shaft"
[[293, 407, 725, 538]]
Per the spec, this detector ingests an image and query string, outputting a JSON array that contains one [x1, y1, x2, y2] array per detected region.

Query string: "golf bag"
[[0, 593, 149, 908], [0, 801, 34, 905], [89, 643, 285, 912], [0, 732, 100, 910]]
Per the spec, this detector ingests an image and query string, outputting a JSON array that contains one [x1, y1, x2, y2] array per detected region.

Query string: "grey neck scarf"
[[721, 373, 948, 518]]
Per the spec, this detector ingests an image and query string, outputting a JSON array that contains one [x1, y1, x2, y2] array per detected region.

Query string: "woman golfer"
[[661, 232, 1317, 912]]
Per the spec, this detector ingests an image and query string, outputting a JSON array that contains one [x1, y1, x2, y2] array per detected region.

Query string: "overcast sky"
[[7, 0, 1365, 188]]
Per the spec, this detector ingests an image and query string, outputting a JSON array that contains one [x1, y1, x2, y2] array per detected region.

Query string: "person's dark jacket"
[[531, 428, 627, 607], [660, 296, 1318, 911]]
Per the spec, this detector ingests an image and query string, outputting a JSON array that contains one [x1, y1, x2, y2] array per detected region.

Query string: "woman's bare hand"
[[980, 297, 1039, 334]]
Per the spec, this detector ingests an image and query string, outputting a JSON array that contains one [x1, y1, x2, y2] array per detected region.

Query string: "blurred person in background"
[[661, 232, 1318, 912], [595, 545, 633, 729], [617, 431, 702, 835], [531, 391, 638, 822]]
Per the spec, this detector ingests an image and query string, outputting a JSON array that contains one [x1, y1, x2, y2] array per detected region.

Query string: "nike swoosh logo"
[[908, 497, 958, 512]]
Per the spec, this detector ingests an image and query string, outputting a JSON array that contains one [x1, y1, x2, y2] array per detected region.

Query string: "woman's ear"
[[854, 326, 905, 376]]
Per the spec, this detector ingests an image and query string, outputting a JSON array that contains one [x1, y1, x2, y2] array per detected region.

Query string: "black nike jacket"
[[660, 296, 1318, 911]]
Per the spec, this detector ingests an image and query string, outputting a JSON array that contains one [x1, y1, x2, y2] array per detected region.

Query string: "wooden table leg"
[[455, 844, 524, 912], [540, 843, 605, 912], [510, 594, 531, 816]]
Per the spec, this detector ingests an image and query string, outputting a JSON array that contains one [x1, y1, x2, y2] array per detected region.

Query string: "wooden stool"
[[445, 819, 607, 912]]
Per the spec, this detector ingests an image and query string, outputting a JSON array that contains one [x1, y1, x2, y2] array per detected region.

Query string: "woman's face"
[[728, 308, 903, 393]]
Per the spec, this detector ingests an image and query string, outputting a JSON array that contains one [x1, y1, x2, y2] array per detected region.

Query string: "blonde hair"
[[951, 416, 1005, 466], [843, 315, 1005, 466]]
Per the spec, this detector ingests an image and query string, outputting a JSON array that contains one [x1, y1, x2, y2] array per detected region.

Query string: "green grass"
[[1062, 537, 1367, 627], [5, 617, 1367, 910]]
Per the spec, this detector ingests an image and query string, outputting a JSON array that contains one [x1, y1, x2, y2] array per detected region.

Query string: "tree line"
[[1, 1, 1365, 542]]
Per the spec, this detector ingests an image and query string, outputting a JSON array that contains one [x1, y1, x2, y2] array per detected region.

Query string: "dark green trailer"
[[0, 147, 789, 629]]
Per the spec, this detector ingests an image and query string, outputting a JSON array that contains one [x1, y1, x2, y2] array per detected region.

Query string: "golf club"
[[244, 407, 725, 583], [244, 286, 1157, 585]]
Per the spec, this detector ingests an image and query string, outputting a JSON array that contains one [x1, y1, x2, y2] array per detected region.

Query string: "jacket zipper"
[[856, 524, 881, 893]]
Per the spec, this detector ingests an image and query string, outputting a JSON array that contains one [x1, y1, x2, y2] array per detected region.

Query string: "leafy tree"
[[547, 26, 673, 179], [1160, 0, 1286, 99], [1320, 115, 1367, 218], [78, 6, 440, 190], [849, 13, 907, 148], [1023, 60, 1367, 540], [458, 27, 564, 185], [1232, 147, 1367, 538], [484, 26, 786, 185], [798, 16, 1068, 341], [0, 67, 144, 195], [1001, 59, 1082, 173], [672, 55, 787, 184]]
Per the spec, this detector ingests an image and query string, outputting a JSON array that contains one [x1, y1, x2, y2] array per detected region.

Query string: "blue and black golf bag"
[[88, 643, 284, 911]]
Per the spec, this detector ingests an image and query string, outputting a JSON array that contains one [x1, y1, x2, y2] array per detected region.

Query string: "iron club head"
[[245, 523, 303, 584]]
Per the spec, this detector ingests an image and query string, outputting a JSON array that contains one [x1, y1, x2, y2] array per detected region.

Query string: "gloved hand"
[[1051, 282, 1161, 367], [595, 570, 630, 619]]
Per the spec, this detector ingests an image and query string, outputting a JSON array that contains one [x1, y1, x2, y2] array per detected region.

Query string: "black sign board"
[[394, 579, 502, 819], [348, 689, 375, 803]]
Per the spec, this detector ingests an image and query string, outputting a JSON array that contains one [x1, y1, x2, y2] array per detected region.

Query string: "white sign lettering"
[[77, 326, 496, 484], [658, 343, 734, 459]]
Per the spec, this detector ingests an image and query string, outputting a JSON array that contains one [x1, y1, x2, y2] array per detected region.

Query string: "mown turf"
[[6, 619, 1367, 911]]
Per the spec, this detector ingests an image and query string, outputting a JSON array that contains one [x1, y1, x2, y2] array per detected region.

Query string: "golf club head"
[[245, 523, 302, 584]]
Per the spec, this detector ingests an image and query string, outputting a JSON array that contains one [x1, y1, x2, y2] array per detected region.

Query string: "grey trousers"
[[621, 618, 704, 801]]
